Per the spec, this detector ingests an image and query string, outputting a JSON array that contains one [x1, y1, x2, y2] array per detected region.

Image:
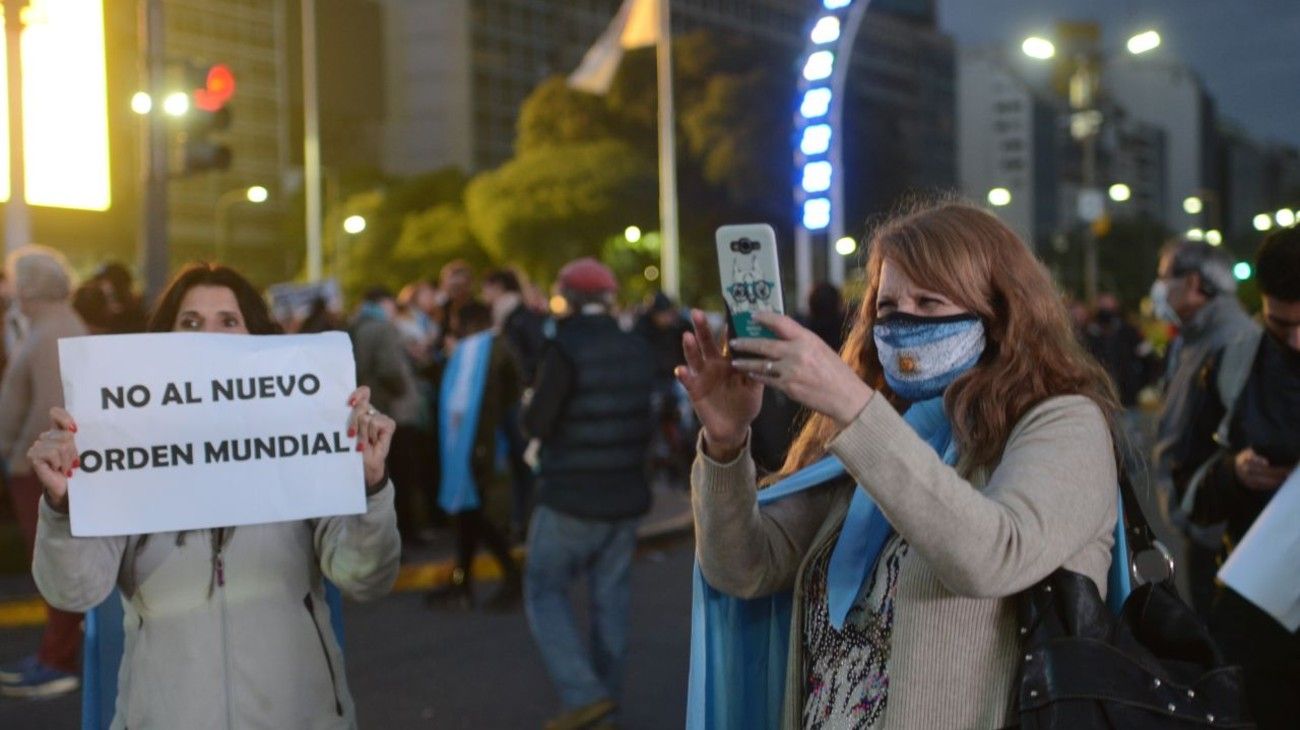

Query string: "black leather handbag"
[[1013, 474, 1254, 729]]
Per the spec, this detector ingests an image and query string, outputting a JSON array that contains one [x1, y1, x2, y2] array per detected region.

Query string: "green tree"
[[333, 167, 471, 299], [464, 139, 658, 281], [491, 30, 794, 305], [392, 204, 493, 283]]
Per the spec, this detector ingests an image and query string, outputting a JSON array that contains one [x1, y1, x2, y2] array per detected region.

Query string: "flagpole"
[[302, 0, 323, 282], [656, 0, 680, 300]]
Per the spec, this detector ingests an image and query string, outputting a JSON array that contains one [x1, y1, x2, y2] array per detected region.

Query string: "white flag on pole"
[[568, 0, 660, 95]]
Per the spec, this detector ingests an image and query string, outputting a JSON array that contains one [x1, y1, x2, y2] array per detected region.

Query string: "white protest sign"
[[1217, 466, 1300, 632], [59, 332, 365, 537]]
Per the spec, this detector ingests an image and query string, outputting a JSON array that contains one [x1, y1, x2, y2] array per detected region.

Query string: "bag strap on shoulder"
[[1176, 330, 1263, 526]]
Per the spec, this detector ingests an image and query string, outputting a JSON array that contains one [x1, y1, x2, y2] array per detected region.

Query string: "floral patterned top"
[[802, 532, 910, 730]]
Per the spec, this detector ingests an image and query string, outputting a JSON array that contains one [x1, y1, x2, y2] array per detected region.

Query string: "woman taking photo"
[[29, 263, 401, 729], [683, 203, 1120, 728]]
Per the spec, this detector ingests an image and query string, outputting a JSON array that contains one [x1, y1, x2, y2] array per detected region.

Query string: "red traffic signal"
[[194, 64, 235, 112]]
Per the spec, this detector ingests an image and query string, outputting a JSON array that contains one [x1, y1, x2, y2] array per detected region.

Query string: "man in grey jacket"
[[350, 287, 426, 543], [0, 246, 86, 698], [1149, 240, 1258, 616]]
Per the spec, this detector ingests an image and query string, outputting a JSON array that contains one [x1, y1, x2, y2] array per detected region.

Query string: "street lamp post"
[[1024, 25, 1159, 303], [214, 186, 269, 261], [4, 0, 31, 256]]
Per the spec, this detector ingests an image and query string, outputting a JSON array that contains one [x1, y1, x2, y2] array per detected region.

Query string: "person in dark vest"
[[519, 258, 655, 730]]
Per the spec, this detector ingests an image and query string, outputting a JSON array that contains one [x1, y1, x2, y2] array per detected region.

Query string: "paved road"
[[0, 538, 695, 729]]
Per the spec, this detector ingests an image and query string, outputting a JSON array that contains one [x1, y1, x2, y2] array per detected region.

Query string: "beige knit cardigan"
[[692, 394, 1117, 729]]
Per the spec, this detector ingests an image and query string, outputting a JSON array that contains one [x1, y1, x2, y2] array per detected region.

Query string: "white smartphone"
[[715, 223, 785, 339]]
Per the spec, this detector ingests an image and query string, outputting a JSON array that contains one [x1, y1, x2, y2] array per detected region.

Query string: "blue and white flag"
[[438, 332, 495, 514]]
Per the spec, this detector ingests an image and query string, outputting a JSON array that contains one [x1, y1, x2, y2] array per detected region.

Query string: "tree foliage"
[[334, 167, 480, 298], [465, 139, 658, 280], [336, 30, 795, 305]]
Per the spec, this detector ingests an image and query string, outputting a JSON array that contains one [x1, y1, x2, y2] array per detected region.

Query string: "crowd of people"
[[0, 200, 1292, 729]]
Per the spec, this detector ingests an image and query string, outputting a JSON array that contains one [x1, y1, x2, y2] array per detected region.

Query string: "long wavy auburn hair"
[[778, 201, 1119, 477]]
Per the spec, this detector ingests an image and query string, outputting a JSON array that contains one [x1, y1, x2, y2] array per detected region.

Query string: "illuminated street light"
[[802, 161, 833, 193], [987, 187, 1012, 207], [1022, 36, 1056, 60], [1205, 229, 1223, 246], [162, 91, 190, 117], [803, 198, 831, 230], [1233, 262, 1252, 281], [1277, 209, 1297, 228], [246, 185, 268, 204], [800, 124, 832, 155], [800, 88, 833, 119], [1253, 213, 1273, 232], [803, 51, 834, 81], [130, 92, 152, 115], [1126, 30, 1161, 55], [624, 225, 642, 244], [644, 265, 660, 281], [343, 215, 367, 234], [810, 16, 840, 45], [1183, 196, 1203, 215], [1108, 183, 1131, 203], [1186, 228, 1205, 241], [835, 236, 857, 256]]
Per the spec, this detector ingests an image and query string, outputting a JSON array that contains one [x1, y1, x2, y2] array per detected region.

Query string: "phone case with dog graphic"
[[716, 224, 784, 339]]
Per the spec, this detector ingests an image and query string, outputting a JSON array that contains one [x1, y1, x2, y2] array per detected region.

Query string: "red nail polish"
[[66, 469, 74, 478], [348, 428, 356, 438], [73, 458, 80, 468], [357, 442, 365, 452], [69, 425, 77, 433]]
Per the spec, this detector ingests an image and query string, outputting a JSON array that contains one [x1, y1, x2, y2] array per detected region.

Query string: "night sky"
[[938, 0, 1300, 148]]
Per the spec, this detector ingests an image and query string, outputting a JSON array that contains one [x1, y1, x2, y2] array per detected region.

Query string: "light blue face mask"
[[873, 312, 986, 401], [1149, 279, 1181, 326]]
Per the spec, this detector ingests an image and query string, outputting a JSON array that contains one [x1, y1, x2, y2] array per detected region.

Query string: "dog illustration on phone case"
[[716, 223, 784, 338], [726, 237, 776, 315]]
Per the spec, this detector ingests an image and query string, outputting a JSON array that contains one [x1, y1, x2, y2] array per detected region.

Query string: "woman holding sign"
[[683, 203, 1120, 728], [28, 264, 401, 729]]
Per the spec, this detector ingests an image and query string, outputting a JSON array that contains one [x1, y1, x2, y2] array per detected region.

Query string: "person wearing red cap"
[[520, 258, 656, 729]]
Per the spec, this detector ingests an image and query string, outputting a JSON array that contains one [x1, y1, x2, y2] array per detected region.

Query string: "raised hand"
[[730, 312, 874, 428], [27, 407, 81, 511], [346, 386, 397, 492], [675, 310, 763, 462]]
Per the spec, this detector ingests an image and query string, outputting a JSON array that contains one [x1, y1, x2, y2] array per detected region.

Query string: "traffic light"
[[180, 63, 235, 176]]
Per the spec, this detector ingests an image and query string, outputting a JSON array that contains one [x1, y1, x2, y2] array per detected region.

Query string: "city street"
[[0, 536, 695, 729]]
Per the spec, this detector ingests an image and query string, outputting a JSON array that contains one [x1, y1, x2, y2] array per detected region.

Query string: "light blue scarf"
[[438, 331, 495, 514], [686, 396, 950, 729], [686, 397, 1133, 729]]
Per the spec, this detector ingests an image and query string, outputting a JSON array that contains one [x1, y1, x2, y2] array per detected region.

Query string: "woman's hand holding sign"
[[30, 387, 394, 513], [28, 407, 80, 512], [347, 386, 395, 493]]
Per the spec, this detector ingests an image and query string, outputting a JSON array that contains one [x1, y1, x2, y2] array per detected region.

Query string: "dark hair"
[[808, 282, 843, 318], [72, 281, 114, 331], [483, 269, 522, 293], [458, 301, 492, 334], [362, 286, 394, 304], [1164, 241, 1236, 298], [1256, 226, 1300, 302], [95, 261, 135, 299], [147, 263, 281, 334]]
